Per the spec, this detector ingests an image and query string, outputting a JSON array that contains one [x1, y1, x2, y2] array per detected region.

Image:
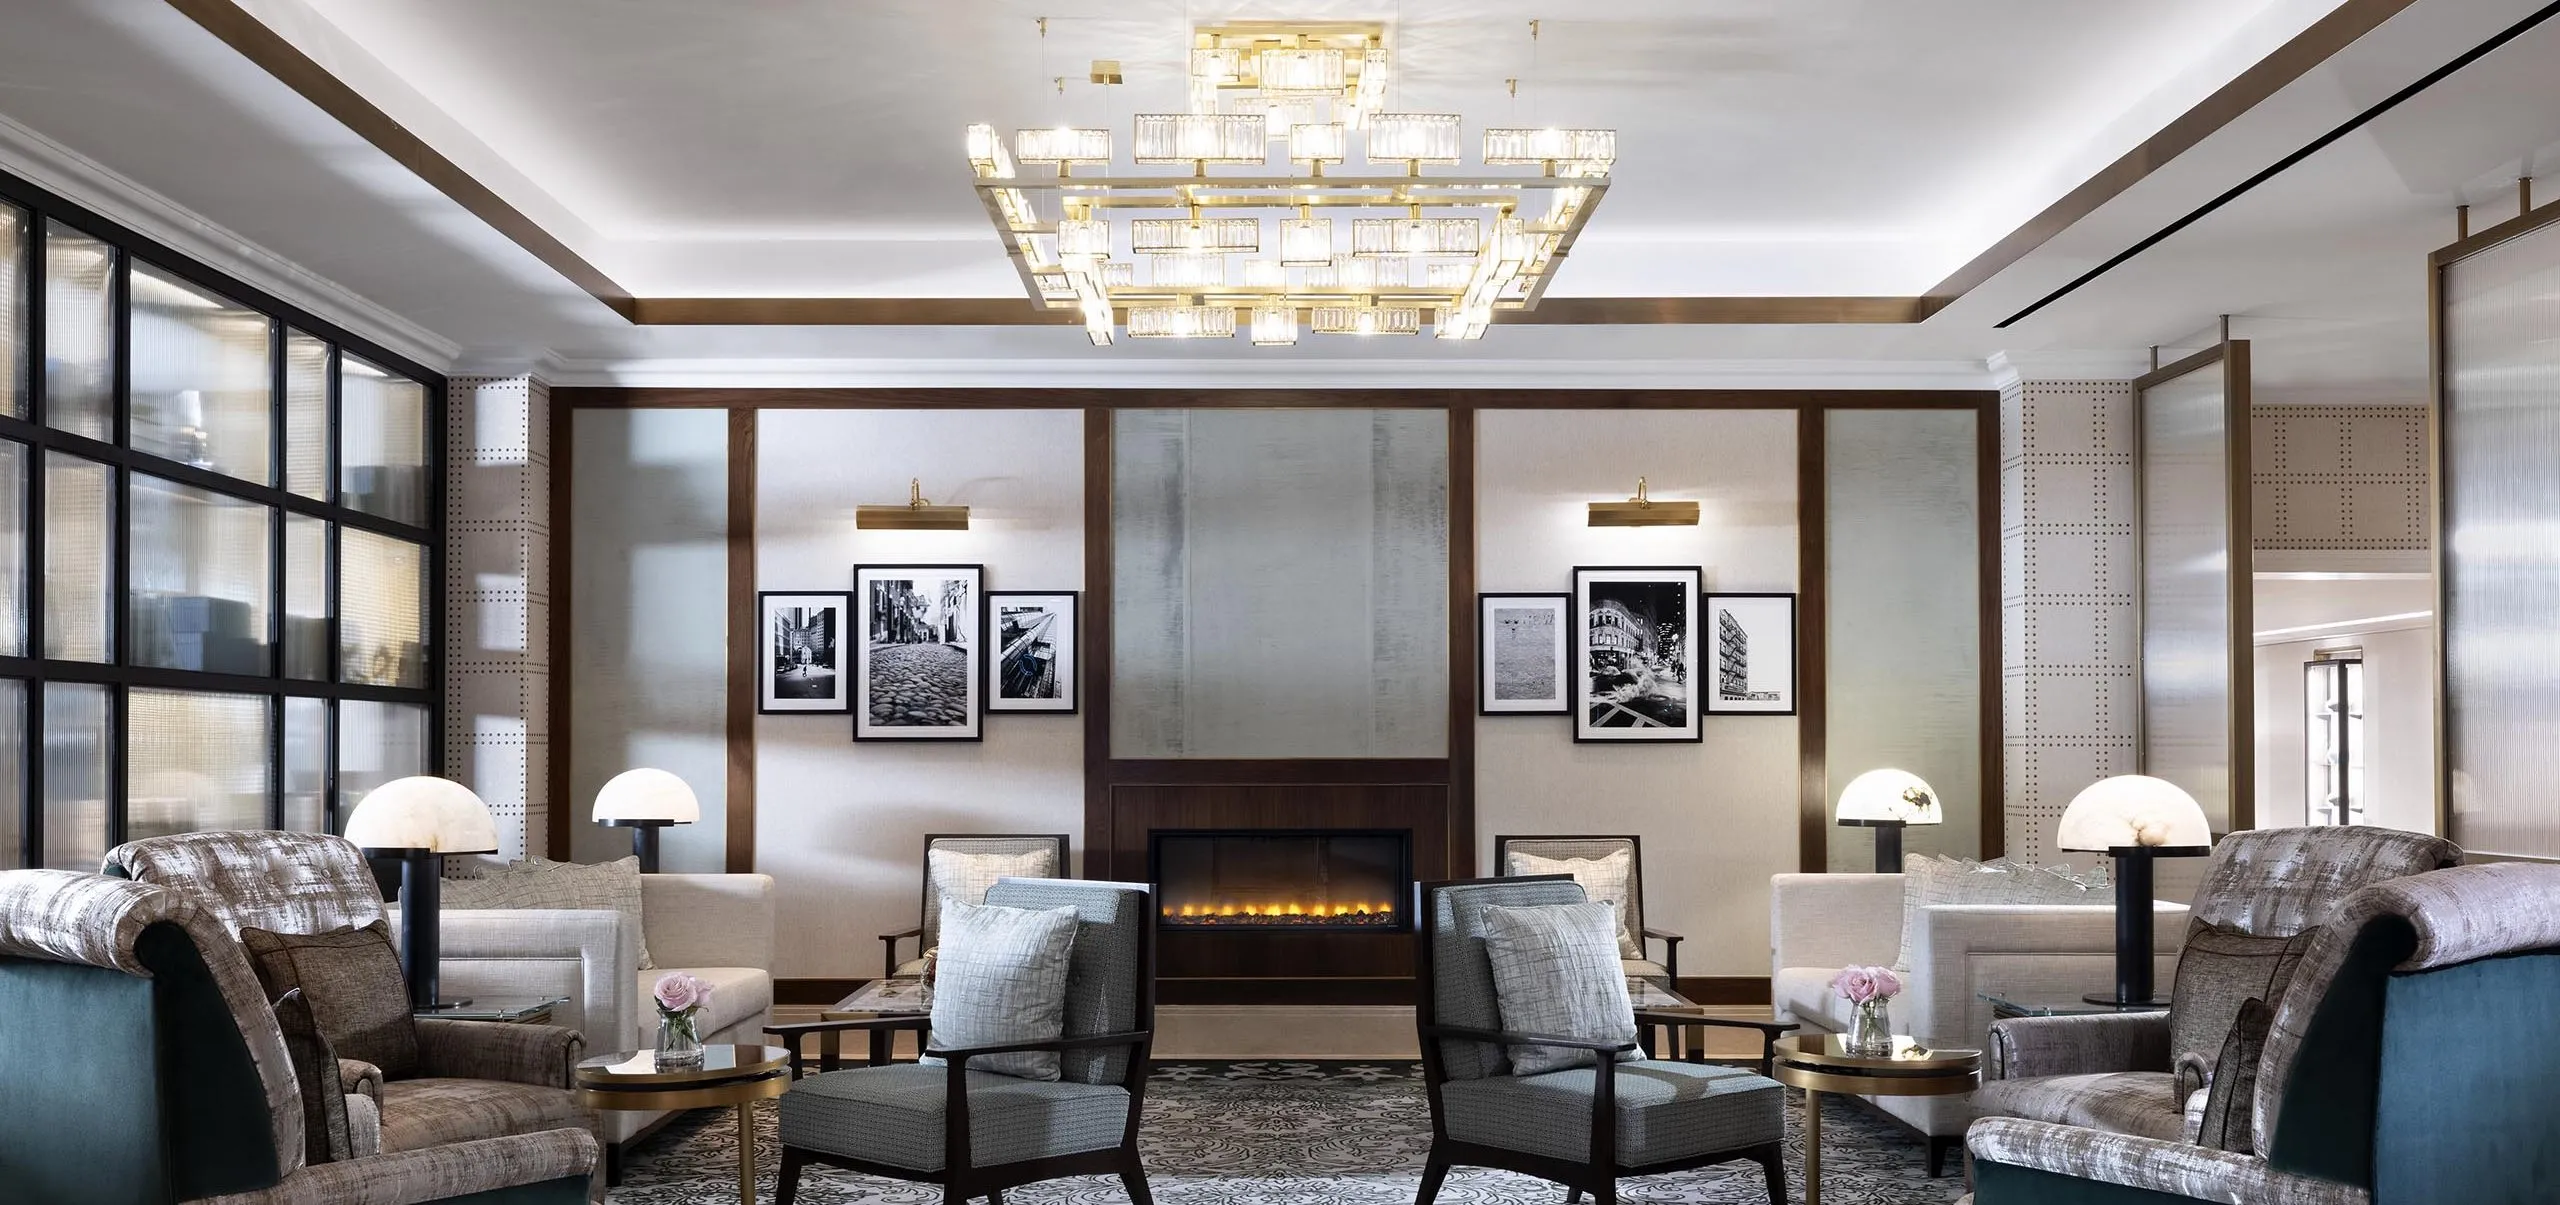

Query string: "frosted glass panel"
[[339, 699, 428, 827], [283, 514, 329, 679], [43, 222, 113, 441], [130, 263, 274, 484], [1113, 408, 1448, 757], [285, 332, 329, 499], [43, 453, 113, 663], [342, 355, 429, 526], [131, 474, 273, 675], [42, 682, 109, 871], [0, 680, 20, 869], [342, 527, 427, 687], [0, 207, 23, 420], [2141, 358, 2239, 833], [0, 440, 22, 657], [2443, 221, 2560, 860], [283, 696, 327, 833], [127, 689, 271, 840], [1826, 409, 1981, 868]]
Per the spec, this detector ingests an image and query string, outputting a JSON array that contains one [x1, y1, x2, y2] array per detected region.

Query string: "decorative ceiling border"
[[166, 0, 2417, 328]]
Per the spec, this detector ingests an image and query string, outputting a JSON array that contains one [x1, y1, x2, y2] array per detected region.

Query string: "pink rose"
[[1830, 964, 1901, 1005], [653, 972, 708, 1016], [1871, 966, 1904, 999]]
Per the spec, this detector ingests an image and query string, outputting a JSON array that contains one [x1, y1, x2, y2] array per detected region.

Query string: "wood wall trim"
[[725, 408, 759, 872], [553, 387, 1995, 412], [1447, 407, 1478, 877], [1977, 394, 2005, 859], [1082, 409, 1115, 878], [1796, 406, 1830, 873]]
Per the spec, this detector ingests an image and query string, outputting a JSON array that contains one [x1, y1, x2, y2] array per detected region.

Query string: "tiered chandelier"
[[965, 21, 1614, 346]]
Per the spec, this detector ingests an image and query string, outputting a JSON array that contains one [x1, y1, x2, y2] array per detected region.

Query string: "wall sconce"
[[857, 478, 970, 530], [1587, 477, 1699, 527]]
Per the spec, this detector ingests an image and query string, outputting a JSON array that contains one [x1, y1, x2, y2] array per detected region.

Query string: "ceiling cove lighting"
[[857, 479, 970, 531], [1587, 477, 1700, 527], [966, 19, 1613, 347]]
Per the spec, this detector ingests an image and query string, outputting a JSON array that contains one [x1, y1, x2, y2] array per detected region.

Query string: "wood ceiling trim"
[[171, 0, 2412, 329]]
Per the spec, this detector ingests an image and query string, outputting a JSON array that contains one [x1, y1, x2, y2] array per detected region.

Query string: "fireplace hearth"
[[1151, 829, 1412, 933]]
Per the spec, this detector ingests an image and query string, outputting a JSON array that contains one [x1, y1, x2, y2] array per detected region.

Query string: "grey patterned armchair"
[[0, 868, 596, 1204], [1415, 876, 1786, 1205], [775, 877, 1155, 1205], [1972, 827, 2458, 1142], [1968, 862, 2560, 1204], [881, 834, 1070, 977]]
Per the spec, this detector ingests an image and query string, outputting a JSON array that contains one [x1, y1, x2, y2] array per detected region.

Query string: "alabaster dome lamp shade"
[[2058, 774, 2213, 1007], [1835, 769, 1942, 873], [592, 768, 701, 873], [344, 775, 498, 1011]]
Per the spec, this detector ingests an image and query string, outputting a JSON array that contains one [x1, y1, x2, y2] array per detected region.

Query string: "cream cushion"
[[444, 855, 655, 969], [1503, 847, 1642, 959], [925, 847, 1056, 947]]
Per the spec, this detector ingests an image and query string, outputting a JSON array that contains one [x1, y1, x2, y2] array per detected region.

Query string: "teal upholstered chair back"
[[103, 829, 388, 937], [0, 869, 302, 1203], [2256, 863, 2560, 1202], [1417, 876, 1587, 1082], [980, 877, 1153, 1087]]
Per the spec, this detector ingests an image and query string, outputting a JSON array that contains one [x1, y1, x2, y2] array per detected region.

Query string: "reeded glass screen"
[[126, 689, 272, 841], [342, 527, 427, 687], [42, 222, 113, 441], [130, 474, 274, 676], [129, 263, 274, 484], [342, 355, 430, 526], [0, 207, 23, 420], [0, 440, 23, 657], [2140, 357, 2242, 833], [42, 681, 109, 871], [285, 332, 330, 500], [339, 699, 429, 826], [42, 453, 113, 663]]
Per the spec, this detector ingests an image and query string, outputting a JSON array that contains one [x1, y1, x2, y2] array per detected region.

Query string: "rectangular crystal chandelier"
[[1014, 127, 1113, 165], [1481, 127, 1617, 168], [1127, 304, 1239, 338], [1150, 253, 1226, 288], [1251, 302, 1299, 346], [1352, 217, 1481, 258], [1129, 217, 1261, 254], [1133, 113, 1267, 164], [1364, 113, 1462, 165], [1311, 306, 1422, 336]]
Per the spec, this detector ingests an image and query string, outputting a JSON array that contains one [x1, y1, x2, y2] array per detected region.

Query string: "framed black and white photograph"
[[1479, 592, 1570, 715], [1705, 592, 1798, 715], [758, 591, 850, 713], [1573, 567, 1703, 742], [855, 564, 984, 741], [986, 591, 1078, 714]]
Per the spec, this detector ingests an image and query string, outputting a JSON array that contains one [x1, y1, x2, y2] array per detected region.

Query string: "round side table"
[[1769, 1033, 1980, 1205], [576, 1044, 791, 1204]]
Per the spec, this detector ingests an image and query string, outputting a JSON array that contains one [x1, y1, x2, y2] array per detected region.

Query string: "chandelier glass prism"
[[965, 20, 1612, 346]]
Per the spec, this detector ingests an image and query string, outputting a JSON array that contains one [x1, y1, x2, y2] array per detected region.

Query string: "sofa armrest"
[[1967, 1117, 2368, 1205], [431, 906, 634, 1052], [641, 874, 776, 970], [413, 1019, 586, 1089], [1984, 1011, 2171, 1080], [202, 1126, 599, 1205], [1905, 900, 2186, 1047], [1769, 873, 1903, 974], [337, 1058, 383, 1105]]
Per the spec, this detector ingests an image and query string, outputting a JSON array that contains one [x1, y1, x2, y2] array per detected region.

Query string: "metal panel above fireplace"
[[1150, 829, 1413, 932]]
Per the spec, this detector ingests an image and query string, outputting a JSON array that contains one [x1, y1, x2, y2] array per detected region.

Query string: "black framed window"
[[0, 168, 445, 870]]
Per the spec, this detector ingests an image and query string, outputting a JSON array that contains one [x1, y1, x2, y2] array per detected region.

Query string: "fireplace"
[[1150, 829, 1412, 932]]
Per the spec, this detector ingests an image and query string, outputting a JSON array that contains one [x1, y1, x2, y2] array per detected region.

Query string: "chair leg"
[[775, 1147, 805, 1205], [1121, 1163, 1156, 1205], [1566, 1188, 1583, 1203], [1588, 1183, 1616, 1205], [1415, 1151, 1450, 1205], [1754, 1142, 1788, 1205], [988, 1190, 1005, 1204], [1927, 1134, 1960, 1178]]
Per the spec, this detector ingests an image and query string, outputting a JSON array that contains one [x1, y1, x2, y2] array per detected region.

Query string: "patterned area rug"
[[611, 1062, 1964, 1204]]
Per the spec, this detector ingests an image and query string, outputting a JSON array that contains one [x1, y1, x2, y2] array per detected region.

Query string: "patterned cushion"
[[1897, 855, 2109, 972], [241, 922, 421, 1081], [440, 856, 654, 970], [778, 1064, 1128, 1173], [2169, 926, 2312, 1072], [926, 846, 1056, 949], [271, 990, 354, 1165], [2186, 827, 2460, 938], [1968, 1070, 2186, 1141], [1440, 1060, 1783, 1166], [2195, 995, 2273, 1153], [1480, 901, 1639, 1076], [103, 831, 389, 939], [982, 879, 1147, 1087], [1504, 847, 1642, 959], [927, 898, 1080, 1081], [373, 1078, 590, 1154]]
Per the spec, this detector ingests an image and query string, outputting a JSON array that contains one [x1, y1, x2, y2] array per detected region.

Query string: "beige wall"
[[1473, 409, 1802, 977], [753, 409, 1085, 979]]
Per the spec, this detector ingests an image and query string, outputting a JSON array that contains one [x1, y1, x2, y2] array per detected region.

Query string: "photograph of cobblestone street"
[[855, 564, 983, 740]]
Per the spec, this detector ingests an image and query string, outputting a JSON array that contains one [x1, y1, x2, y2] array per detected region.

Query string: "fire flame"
[[1159, 900, 1396, 924]]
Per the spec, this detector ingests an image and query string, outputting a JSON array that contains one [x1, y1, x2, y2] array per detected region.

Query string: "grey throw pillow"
[[240, 921, 419, 1080], [440, 855, 655, 969], [2171, 927, 2314, 1075], [2196, 995, 2275, 1153], [1481, 900, 1640, 1077], [270, 988, 354, 1164], [926, 898, 1081, 1081], [1896, 855, 2111, 971], [1504, 848, 1643, 960]]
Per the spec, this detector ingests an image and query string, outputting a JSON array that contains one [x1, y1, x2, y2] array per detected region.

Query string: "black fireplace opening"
[[1150, 829, 1413, 931]]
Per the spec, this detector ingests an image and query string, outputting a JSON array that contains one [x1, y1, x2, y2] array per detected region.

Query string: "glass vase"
[[1846, 998, 1893, 1057], [655, 1012, 703, 1068]]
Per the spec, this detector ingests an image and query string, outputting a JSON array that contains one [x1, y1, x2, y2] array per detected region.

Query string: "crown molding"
[[0, 109, 461, 371], [541, 355, 1998, 392], [1986, 349, 2157, 390]]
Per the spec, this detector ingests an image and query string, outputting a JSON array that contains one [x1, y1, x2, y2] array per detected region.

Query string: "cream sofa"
[[1768, 872, 2184, 1175], [426, 873, 776, 1174]]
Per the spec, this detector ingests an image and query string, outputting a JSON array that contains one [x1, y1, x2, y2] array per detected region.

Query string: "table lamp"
[[592, 768, 700, 873], [2058, 774, 2213, 1007], [344, 776, 499, 1011], [1835, 769, 1941, 873]]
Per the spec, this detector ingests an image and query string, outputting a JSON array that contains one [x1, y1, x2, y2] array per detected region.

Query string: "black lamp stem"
[[395, 850, 468, 1012], [1873, 822, 1906, 874], [2088, 850, 2163, 1007], [631, 824, 661, 874]]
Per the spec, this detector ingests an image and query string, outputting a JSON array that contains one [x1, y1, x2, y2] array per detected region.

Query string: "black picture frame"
[[1478, 592, 1571, 715], [757, 591, 852, 714], [854, 564, 986, 741], [1703, 592, 1798, 716], [985, 590, 1079, 714], [1572, 566, 1705, 743]]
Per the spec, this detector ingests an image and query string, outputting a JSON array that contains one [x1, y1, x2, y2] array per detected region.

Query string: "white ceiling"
[[0, 0, 2553, 394]]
